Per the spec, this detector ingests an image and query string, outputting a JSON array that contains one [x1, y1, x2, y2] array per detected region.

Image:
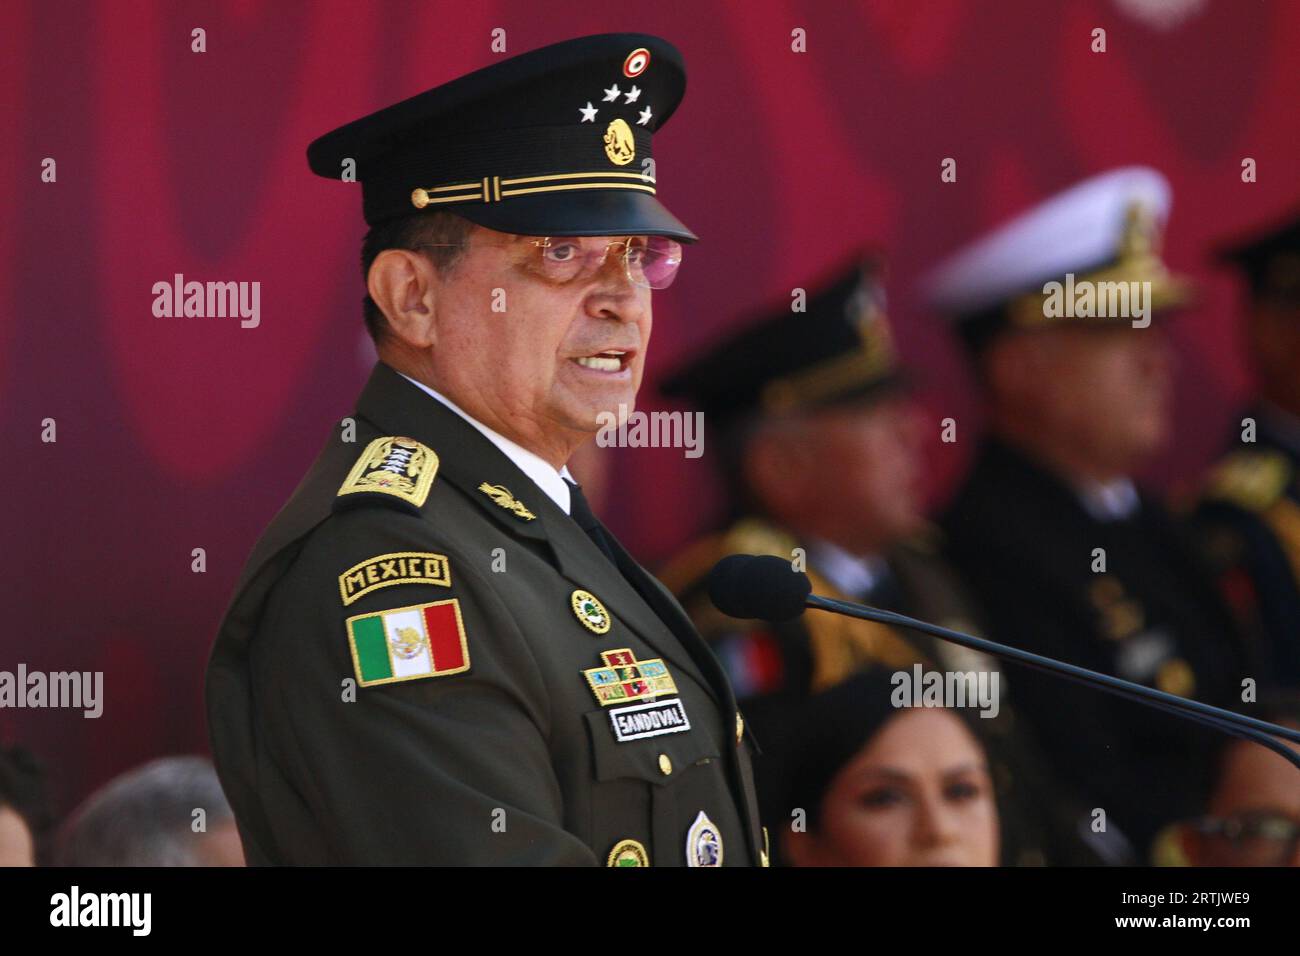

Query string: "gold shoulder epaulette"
[[897, 521, 944, 556], [658, 518, 796, 597], [1205, 450, 1291, 513], [723, 517, 798, 559], [335, 436, 439, 514]]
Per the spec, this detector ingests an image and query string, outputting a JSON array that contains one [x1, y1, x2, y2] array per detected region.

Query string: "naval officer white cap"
[[922, 166, 1193, 350]]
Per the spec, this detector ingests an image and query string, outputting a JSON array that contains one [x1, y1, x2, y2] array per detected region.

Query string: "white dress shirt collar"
[[806, 538, 886, 599], [1074, 477, 1141, 522], [397, 372, 573, 515]]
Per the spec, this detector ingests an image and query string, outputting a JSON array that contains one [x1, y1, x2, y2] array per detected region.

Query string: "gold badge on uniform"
[[477, 482, 536, 521], [1089, 576, 1145, 641], [337, 437, 438, 510], [338, 552, 451, 606], [583, 648, 677, 706], [607, 838, 649, 867], [685, 810, 723, 867], [1156, 657, 1196, 698], [571, 589, 611, 634]]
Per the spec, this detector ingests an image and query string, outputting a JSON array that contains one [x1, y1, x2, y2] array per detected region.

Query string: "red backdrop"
[[5, 0, 1298, 813]]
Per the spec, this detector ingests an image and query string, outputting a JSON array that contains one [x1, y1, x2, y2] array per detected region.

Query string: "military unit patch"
[[337, 437, 438, 511], [346, 599, 470, 687], [582, 648, 677, 707], [338, 552, 451, 606], [607, 838, 649, 867], [477, 482, 536, 521], [608, 698, 690, 742], [685, 810, 723, 867], [570, 589, 611, 634]]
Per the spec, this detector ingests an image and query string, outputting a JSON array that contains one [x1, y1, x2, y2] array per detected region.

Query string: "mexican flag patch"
[[346, 599, 470, 687]]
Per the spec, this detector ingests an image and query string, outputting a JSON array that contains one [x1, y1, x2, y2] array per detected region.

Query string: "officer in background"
[[1190, 210, 1300, 688], [659, 255, 1103, 865], [759, 666, 1003, 867], [1176, 693, 1300, 867], [206, 34, 765, 866], [927, 167, 1249, 861]]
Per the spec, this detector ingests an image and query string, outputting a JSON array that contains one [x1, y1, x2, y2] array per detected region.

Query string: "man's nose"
[[588, 261, 646, 320]]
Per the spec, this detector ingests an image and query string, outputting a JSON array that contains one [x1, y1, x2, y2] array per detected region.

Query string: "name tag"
[[609, 698, 691, 742]]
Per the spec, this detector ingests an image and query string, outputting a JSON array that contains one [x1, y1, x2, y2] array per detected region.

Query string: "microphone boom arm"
[[805, 593, 1300, 770]]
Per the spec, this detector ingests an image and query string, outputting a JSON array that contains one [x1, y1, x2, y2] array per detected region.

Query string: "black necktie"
[[566, 480, 619, 565], [564, 480, 730, 703]]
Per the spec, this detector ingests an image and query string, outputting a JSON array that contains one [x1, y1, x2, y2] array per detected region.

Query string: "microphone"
[[707, 554, 810, 622], [706, 554, 1300, 769]]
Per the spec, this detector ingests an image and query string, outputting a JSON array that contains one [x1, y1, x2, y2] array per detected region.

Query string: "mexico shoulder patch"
[[338, 552, 451, 606], [346, 599, 470, 687]]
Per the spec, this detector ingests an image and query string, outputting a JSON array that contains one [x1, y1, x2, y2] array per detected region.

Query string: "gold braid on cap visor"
[[411, 171, 656, 209]]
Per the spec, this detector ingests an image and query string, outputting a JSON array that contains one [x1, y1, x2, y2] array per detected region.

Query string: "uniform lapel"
[[352, 363, 719, 700], [532, 499, 721, 703]]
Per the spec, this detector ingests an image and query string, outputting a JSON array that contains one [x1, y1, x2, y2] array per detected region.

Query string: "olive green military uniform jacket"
[[205, 363, 764, 866]]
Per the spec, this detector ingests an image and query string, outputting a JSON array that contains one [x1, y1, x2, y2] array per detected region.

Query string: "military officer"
[[658, 255, 1102, 865], [1190, 210, 1300, 688], [205, 34, 765, 866], [925, 167, 1250, 860], [660, 257, 966, 688]]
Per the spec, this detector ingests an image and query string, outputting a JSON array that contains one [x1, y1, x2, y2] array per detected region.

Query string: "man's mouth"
[[573, 349, 632, 373]]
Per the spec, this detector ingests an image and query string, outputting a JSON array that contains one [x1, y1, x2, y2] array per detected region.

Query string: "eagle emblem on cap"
[[603, 118, 636, 166]]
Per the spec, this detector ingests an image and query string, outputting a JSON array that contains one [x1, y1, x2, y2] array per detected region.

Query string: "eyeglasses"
[[415, 234, 683, 290], [529, 236, 683, 290], [1189, 811, 1300, 865]]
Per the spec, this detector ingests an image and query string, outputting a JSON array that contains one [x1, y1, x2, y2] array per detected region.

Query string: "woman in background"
[[764, 667, 1001, 867]]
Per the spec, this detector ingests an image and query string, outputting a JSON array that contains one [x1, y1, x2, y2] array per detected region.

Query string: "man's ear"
[[367, 249, 440, 349]]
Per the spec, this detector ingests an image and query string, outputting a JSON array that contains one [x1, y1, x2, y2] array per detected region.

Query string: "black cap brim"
[[451, 187, 698, 242]]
